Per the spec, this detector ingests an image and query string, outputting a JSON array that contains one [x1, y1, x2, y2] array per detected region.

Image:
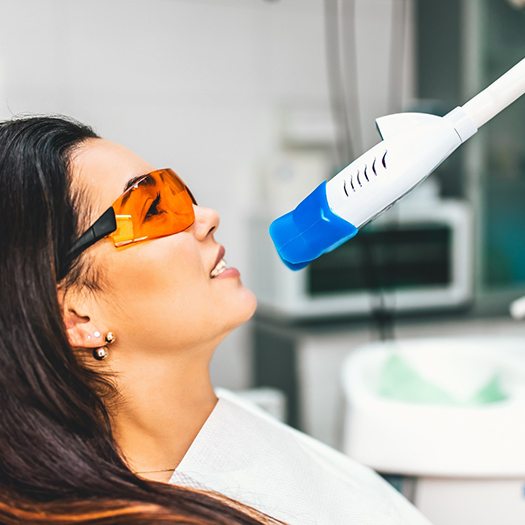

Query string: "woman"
[[0, 115, 431, 524]]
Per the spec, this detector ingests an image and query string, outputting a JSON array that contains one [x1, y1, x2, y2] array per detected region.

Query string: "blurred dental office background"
[[2, 0, 525, 523]]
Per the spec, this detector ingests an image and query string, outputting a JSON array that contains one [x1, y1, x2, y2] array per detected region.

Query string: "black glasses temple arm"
[[66, 207, 117, 262]]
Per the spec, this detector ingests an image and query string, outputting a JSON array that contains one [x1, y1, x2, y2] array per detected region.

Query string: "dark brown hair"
[[0, 116, 281, 524]]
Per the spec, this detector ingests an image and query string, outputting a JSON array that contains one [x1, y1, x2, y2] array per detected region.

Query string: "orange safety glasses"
[[65, 168, 196, 267]]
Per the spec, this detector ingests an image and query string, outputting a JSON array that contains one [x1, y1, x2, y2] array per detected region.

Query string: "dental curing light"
[[270, 57, 525, 270]]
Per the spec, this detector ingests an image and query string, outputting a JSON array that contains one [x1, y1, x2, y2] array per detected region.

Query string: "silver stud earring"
[[92, 331, 116, 361], [93, 346, 108, 361]]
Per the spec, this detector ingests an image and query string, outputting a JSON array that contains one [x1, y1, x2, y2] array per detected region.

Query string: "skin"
[[58, 138, 257, 482]]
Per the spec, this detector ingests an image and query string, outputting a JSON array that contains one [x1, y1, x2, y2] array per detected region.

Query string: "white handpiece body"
[[326, 109, 477, 229]]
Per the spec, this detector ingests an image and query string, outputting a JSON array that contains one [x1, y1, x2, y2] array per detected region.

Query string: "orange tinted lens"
[[110, 169, 195, 247]]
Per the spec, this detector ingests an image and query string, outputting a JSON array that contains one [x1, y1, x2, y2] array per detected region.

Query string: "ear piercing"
[[92, 331, 116, 361], [93, 347, 108, 360]]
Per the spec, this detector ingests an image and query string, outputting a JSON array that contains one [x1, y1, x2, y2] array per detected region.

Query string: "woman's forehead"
[[70, 138, 155, 210]]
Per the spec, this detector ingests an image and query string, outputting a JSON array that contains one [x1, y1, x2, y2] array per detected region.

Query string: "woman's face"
[[69, 138, 257, 359]]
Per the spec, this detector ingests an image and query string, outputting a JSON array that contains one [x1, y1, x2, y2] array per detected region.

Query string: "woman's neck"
[[109, 345, 218, 482]]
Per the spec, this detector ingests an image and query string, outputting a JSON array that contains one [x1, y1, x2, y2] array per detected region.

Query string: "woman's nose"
[[192, 205, 220, 241]]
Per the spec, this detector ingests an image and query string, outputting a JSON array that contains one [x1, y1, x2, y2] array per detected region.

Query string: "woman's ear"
[[57, 285, 106, 349]]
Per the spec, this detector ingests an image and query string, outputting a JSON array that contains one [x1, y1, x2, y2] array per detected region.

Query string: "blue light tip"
[[269, 181, 359, 270]]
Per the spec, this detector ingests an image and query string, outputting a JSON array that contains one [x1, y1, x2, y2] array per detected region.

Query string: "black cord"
[[361, 233, 395, 341]]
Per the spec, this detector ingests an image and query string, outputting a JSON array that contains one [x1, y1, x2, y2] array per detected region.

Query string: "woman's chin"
[[228, 286, 258, 328]]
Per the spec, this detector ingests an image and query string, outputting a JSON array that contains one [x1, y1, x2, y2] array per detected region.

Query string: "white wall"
[[0, 0, 413, 389]]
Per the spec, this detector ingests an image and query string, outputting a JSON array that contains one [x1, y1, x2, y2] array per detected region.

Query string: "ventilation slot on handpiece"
[[343, 150, 388, 197]]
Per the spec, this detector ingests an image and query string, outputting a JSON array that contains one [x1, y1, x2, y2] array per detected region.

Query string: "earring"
[[93, 347, 108, 360], [92, 331, 116, 361]]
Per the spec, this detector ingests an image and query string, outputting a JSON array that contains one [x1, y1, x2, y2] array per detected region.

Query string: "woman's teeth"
[[210, 258, 227, 278]]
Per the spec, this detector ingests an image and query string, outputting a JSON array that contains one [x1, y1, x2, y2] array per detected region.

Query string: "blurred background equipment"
[[342, 337, 525, 525]]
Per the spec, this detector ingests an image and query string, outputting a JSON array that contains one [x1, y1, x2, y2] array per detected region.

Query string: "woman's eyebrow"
[[122, 175, 146, 193]]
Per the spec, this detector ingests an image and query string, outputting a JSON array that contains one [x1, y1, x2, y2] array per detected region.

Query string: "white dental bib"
[[169, 389, 431, 525]]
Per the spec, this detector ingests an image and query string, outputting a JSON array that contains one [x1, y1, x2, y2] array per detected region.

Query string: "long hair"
[[0, 116, 279, 524]]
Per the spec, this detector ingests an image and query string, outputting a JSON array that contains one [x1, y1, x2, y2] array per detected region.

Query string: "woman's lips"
[[209, 245, 241, 279], [213, 267, 240, 280]]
